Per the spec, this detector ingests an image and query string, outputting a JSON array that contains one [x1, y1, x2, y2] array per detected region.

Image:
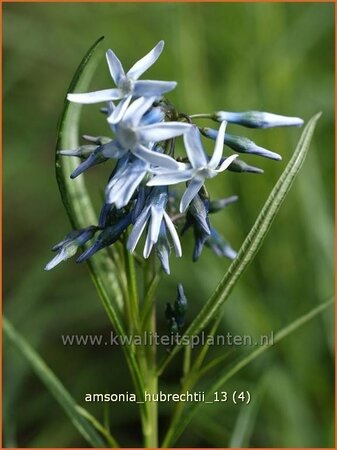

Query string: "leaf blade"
[[158, 113, 321, 374], [3, 317, 108, 448], [162, 296, 333, 446], [55, 36, 146, 406], [55, 36, 124, 331]]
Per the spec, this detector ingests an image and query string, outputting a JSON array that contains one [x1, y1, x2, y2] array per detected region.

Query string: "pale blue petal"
[[143, 231, 154, 258], [115, 170, 146, 209], [149, 205, 165, 243], [106, 49, 125, 85], [107, 166, 147, 208], [163, 211, 182, 257], [127, 207, 151, 253], [133, 80, 177, 97], [138, 122, 191, 143], [156, 245, 170, 274], [141, 107, 165, 126], [208, 121, 227, 170], [44, 249, 66, 270], [133, 145, 180, 169], [149, 161, 191, 173], [67, 88, 122, 104], [122, 96, 157, 126], [180, 178, 204, 213], [216, 154, 239, 172], [44, 245, 77, 270], [183, 125, 207, 169], [127, 40, 164, 80], [107, 95, 132, 124], [147, 170, 193, 186]]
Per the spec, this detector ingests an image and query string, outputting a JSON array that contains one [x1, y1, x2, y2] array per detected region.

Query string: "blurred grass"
[[3, 2, 334, 448]]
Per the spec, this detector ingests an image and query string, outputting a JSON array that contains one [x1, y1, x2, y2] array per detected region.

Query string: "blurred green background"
[[3, 2, 334, 448]]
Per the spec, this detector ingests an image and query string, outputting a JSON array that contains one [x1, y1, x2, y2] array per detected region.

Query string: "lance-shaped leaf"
[[157, 112, 321, 374], [55, 37, 145, 399], [3, 317, 110, 448], [161, 296, 333, 446]]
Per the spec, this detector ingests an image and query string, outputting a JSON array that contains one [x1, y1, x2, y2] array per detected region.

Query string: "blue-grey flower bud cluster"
[[46, 40, 304, 274]]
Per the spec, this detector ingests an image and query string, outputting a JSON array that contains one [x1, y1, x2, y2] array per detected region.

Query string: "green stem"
[[189, 113, 213, 119], [123, 244, 140, 335], [140, 254, 159, 448]]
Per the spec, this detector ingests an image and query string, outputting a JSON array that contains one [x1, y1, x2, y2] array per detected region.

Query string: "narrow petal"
[[133, 145, 180, 169], [106, 49, 125, 85], [143, 231, 154, 258], [141, 107, 165, 126], [67, 88, 122, 104], [156, 244, 170, 274], [208, 121, 227, 170], [183, 125, 208, 169], [180, 178, 204, 213], [107, 167, 147, 208], [127, 207, 151, 253], [163, 211, 182, 257], [122, 96, 157, 126], [107, 95, 132, 124], [149, 205, 165, 244], [138, 122, 191, 143], [44, 249, 66, 271], [147, 170, 193, 186], [127, 40, 164, 80], [133, 80, 177, 97], [216, 154, 239, 172]]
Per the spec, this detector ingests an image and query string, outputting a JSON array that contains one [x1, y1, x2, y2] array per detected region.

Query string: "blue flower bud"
[[174, 283, 187, 328], [58, 145, 98, 158], [206, 227, 237, 260], [181, 194, 210, 236], [165, 284, 188, 332], [70, 146, 109, 179], [225, 157, 264, 174], [155, 222, 171, 275], [76, 213, 132, 262], [201, 128, 281, 161], [208, 195, 239, 214], [213, 111, 304, 129], [45, 226, 97, 270], [181, 194, 211, 261], [82, 135, 112, 145]]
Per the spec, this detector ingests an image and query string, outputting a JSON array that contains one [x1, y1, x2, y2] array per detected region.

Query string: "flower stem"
[[140, 254, 159, 447], [189, 113, 213, 120]]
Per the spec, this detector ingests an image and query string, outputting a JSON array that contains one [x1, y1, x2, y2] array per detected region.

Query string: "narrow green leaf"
[[162, 297, 333, 447], [55, 36, 124, 332], [55, 37, 145, 404], [158, 113, 321, 374], [228, 382, 264, 447], [3, 317, 108, 448]]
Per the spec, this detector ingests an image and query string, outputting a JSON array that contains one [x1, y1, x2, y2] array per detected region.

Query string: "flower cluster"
[[46, 40, 303, 274]]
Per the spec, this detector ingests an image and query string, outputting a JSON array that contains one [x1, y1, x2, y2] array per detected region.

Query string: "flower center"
[[117, 125, 138, 150], [198, 167, 214, 179], [118, 77, 134, 95]]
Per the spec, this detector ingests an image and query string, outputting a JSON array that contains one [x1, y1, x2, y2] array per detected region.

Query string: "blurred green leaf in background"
[[3, 2, 334, 447]]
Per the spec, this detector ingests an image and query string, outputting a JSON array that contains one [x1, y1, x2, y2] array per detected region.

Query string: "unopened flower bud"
[[213, 111, 304, 129], [225, 157, 264, 174], [201, 128, 281, 160]]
